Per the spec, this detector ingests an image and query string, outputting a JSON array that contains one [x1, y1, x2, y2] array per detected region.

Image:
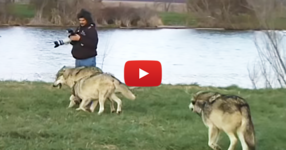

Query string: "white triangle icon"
[[139, 68, 149, 79]]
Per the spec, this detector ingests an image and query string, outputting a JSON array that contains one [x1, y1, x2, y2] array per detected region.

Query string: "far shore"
[[2, 2, 286, 32], [0, 24, 226, 30], [1, 24, 286, 31], [1, 24, 279, 31]]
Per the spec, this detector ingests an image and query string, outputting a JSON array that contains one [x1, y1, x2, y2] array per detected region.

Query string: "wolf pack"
[[52, 66, 256, 150]]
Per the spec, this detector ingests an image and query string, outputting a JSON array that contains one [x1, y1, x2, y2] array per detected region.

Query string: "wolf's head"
[[53, 66, 70, 89], [189, 91, 221, 114]]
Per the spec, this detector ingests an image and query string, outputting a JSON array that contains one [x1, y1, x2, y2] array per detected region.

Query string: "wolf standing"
[[189, 91, 256, 150], [69, 9, 99, 67]]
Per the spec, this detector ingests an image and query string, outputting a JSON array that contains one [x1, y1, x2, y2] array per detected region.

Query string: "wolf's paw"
[[213, 145, 221, 150], [68, 103, 76, 108], [111, 110, 116, 113], [116, 110, 121, 115], [97, 111, 104, 115], [76, 108, 82, 111], [209, 143, 221, 150]]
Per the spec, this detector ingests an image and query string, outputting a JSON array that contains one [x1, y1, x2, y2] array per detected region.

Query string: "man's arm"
[[78, 26, 98, 49], [70, 27, 79, 46]]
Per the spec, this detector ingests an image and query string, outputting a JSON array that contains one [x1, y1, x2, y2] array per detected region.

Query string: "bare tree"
[[247, 0, 286, 88], [153, 0, 174, 12], [0, 0, 15, 24], [28, 0, 102, 26], [186, 0, 254, 29], [100, 31, 116, 70], [247, 61, 260, 89]]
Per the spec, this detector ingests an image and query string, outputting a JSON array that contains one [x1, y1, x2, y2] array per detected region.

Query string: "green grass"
[[0, 81, 285, 150], [8, 3, 35, 18], [159, 12, 197, 26]]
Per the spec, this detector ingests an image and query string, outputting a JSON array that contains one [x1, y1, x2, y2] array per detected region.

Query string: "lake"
[[0, 26, 268, 89]]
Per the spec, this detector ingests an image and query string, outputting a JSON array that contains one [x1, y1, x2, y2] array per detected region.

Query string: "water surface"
[[0, 26, 262, 88]]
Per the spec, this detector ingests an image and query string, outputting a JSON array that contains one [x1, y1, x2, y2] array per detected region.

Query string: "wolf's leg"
[[208, 126, 222, 150], [109, 98, 116, 113], [225, 131, 238, 150], [237, 129, 250, 150], [98, 93, 107, 115], [90, 100, 99, 113], [214, 129, 222, 147], [76, 99, 89, 112], [68, 95, 77, 108], [110, 93, 122, 114]]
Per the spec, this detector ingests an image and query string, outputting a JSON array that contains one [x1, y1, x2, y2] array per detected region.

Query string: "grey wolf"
[[52, 66, 117, 112], [70, 73, 136, 115], [52, 66, 134, 113], [70, 8, 98, 67], [189, 91, 256, 150]]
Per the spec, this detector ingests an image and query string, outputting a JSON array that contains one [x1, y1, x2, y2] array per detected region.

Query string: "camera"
[[53, 28, 77, 48]]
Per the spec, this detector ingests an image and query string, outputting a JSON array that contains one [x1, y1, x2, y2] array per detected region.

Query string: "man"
[[69, 9, 99, 67]]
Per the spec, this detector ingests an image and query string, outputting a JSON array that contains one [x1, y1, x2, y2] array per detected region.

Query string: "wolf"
[[70, 73, 136, 115], [52, 66, 118, 112], [188, 91, 256, 150]]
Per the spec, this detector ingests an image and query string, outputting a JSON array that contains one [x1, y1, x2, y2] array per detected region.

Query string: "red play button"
[[124, 60, 162, 87]]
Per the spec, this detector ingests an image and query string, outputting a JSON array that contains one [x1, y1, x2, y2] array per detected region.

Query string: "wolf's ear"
[[192, 91, 204, 100], [60, 66, 66, 71], [191, 94, 197, 100], [209, 94, 221, 103], [195, 91, 205, 97]]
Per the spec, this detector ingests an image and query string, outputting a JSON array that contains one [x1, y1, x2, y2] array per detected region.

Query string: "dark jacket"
[[70, 9, 98, 60]]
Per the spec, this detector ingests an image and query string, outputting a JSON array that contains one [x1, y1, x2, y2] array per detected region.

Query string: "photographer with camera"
[[68, 9, 99, 67]]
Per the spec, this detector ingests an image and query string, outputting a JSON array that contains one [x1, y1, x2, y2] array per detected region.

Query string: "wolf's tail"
[[239, 105, 256, 150], [113, 79, 136, 100]]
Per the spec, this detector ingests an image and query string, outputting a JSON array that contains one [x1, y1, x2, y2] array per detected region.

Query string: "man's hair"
[[77, 8, 95, 25]]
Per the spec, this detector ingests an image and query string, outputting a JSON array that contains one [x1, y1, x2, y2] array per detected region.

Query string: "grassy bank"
[[7, 3, 35, 18], [159, 12, 196, 26], [2, 4, 192, 27], [3, 3, 286, 30], [0, 81, 285, 149]]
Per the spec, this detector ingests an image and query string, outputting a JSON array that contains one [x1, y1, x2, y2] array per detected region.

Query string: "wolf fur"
[[70, 73, 136, 115], [189, 91, 256, 150], [53, 66, 103, 89], [52, 66, 120, 112]]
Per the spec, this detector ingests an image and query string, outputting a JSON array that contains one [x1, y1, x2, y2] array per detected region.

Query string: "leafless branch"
[[247, 61, 260, 89], [248, 0, 286, 88], [100, 31, 115, 70]]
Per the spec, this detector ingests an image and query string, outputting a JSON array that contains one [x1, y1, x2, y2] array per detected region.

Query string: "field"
[[6, 3, 35, 18], [0, 81, 285, 150], [1, 2, 189, 27], [102, 0, 190, 26]]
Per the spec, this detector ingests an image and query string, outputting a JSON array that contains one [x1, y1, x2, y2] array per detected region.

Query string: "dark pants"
[[75, 57, 96, 67]]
